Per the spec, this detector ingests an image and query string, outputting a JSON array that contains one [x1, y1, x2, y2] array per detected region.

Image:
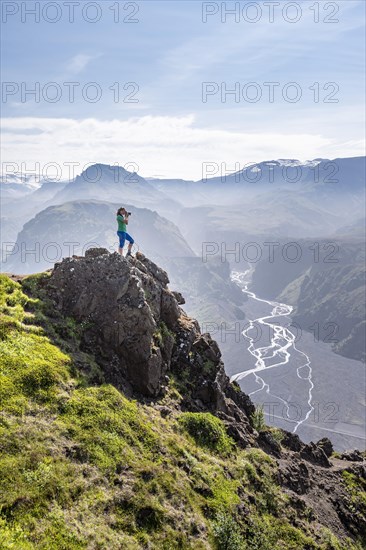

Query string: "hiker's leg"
[[126, 233, 134, 255], [117, 232, 126, 255]]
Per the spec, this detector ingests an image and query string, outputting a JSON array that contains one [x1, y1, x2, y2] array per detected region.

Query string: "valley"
[[226, 269, 365, 452]]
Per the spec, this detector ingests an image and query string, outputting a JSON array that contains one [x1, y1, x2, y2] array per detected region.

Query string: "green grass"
[[212, 511, 245, 550], [251, 405, 266, 432], [153, 321, 175, 349], [0, 274, 364, 549], [178, 412, 235, 456], [342, 471, 366, 517], [0, 276, 70, 414], [58, 385, 159, 473]]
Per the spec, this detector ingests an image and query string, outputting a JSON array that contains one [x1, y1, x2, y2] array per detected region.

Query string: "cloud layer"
[[1, 116, 364, 180]]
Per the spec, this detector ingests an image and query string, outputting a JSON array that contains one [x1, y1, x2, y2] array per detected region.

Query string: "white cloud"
[[1, 116, 364, 180], [66, 54, 100, 74]]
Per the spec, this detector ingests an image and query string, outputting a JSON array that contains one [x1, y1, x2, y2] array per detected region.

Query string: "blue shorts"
[[117, 231, 134, 248]]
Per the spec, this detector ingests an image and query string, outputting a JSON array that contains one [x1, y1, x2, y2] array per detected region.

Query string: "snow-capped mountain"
[[197, 156, 365, 191]]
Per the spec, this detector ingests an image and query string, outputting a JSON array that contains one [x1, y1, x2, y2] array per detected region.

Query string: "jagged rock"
[[281, 430, 303, 452], [160, 333, 175, 369], [224, 420, 253, 448], [46, 251, 174, 396], [192, 333, 221, 363], [278, 460, 311, 495], [136, 251, 169, 285], [161, 288, 181, 328], [84, 247, 110, 259], [172, 290, 185, 305], [317, 437, 334, 458], [340, 450, 365, 462], [258, 430, 282, 457], [300, 442, 331, 468], [225, 382, 256, 421]]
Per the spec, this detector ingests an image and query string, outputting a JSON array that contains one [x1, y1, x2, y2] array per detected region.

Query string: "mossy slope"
[[0, 274, 363, 549]]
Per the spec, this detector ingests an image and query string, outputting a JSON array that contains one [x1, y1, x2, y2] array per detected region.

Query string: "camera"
[[127, 212, 132, 216]]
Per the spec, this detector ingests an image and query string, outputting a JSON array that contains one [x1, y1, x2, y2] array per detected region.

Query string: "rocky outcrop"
[[45, 248, 255, 443], [47, 249, 174, 396], [278, 457, 366, 540]]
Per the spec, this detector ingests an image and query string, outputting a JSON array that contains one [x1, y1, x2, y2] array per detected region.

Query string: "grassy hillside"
[[0, 274, 364, 549]]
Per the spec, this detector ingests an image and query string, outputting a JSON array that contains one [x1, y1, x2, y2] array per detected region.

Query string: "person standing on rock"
[[116, 207, 135, 257]]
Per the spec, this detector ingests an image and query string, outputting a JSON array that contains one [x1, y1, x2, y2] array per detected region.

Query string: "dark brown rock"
[[300, 442, 331, 468], [340, 450, 365, 462], [46, 251, 173, 396], [282, 430, 303, 452], [258, 429, 282, 457], [172, 290, 185, 305], [192, 333, 221, 366], [278, 459, 311, 495], [317, 437, 334, 458], [161, 288, 181, 328], [84, 247, 110, 259], [224, 421, 252, 448]]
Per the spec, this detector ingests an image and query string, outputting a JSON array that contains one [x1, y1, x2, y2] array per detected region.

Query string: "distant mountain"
[[0, 173, 64, 204], [197, 158, 325, 188], [3, 180, 69, 216], [50, 164, 181, 216], [0, 217, 20, 252], [29, 179, 69, 201], [198, 156, 365, 192], [4, 200, 195, 274], [147, 158, 365, 223], [2, 156, 364, 271], [147, 177, 206, 206], [0, 181, 36, 200], [0, 172, 42, 191], [1, 180, 70, 247], [1, 165, 185, 254], [175, 191, 346, 249]]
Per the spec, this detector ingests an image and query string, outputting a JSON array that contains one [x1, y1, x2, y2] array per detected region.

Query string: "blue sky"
[[1, 0, 365, 179]]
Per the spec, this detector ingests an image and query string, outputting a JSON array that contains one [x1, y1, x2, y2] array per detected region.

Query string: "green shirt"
[[117, 215, 127, 232]]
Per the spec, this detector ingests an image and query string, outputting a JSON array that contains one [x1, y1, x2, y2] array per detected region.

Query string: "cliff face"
[[1, 252, 365, 549]]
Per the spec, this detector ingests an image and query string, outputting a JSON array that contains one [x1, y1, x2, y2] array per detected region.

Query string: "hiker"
[[116, 207, 135, 257]]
